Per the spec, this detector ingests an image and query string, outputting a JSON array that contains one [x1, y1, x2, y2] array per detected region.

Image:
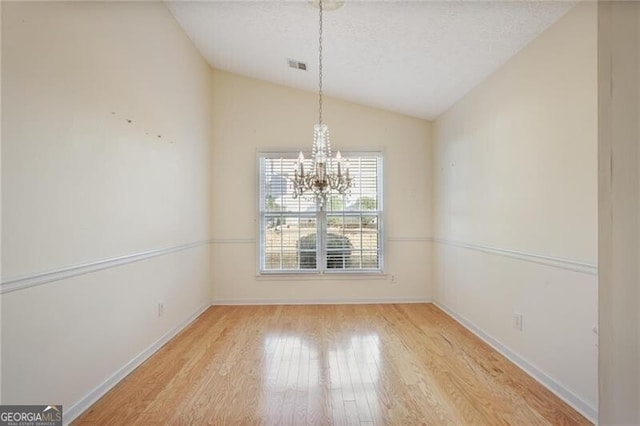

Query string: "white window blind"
[[258, 151, 383, 273]]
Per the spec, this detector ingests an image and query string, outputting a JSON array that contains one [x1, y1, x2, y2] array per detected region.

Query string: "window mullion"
[[318, 203, 326, 273]]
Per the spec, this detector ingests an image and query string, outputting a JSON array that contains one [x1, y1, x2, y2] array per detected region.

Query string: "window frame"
[[257, 149, 384, 276]]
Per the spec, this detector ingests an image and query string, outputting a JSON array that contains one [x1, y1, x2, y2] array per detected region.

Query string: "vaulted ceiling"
[[167, 1, 576, 120]]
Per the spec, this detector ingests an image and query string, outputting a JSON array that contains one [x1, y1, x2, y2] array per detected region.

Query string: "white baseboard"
[[211, 297, 431, 305], [63, 302, 211, 425], [433, 301, 597, 424]]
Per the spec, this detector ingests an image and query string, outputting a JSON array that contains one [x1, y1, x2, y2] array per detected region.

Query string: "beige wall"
[[433, 2, 597, 420], [1, 1, 212, 421], [598, 1, 640, 424], [211, 70, 432, 303]]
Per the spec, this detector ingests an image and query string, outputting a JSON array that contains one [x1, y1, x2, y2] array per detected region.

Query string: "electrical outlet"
[[391, 274, 397, 284], [158, 302, 165, 317], [513, 313, 523, 331]]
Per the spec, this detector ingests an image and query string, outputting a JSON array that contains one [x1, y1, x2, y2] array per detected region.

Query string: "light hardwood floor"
[[74, 304, 590, 425]]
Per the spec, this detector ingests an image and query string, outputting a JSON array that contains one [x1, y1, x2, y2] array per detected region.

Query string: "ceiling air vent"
[[288, 59, 307, 71]]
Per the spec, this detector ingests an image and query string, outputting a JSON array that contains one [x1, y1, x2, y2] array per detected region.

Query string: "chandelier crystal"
[[292, 0, 352, 206]]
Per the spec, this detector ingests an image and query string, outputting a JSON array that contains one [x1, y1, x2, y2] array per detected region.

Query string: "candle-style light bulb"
[[336, 151, 342, 176]]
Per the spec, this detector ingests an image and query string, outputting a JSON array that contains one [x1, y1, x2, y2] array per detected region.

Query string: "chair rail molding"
[[0, 239, 213, 294], [432, 237, 597, 275]]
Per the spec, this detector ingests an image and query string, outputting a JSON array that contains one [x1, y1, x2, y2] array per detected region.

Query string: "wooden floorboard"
[[73, 304, 590, 425]]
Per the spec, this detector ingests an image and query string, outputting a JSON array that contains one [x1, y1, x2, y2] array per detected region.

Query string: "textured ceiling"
[[166, 1, 576, 120]]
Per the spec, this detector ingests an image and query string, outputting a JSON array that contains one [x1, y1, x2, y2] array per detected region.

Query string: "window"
[[259, 151, 383, 274]]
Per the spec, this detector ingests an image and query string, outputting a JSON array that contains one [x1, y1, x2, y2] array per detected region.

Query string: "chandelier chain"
[[291, 0, 351, 206], [318, 0, 323, 125]]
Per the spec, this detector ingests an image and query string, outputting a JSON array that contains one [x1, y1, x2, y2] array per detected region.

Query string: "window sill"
[[256, 271, 387, 281]]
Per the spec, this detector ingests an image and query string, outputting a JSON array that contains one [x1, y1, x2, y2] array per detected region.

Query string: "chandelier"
[[292, 0, 352, 206]]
